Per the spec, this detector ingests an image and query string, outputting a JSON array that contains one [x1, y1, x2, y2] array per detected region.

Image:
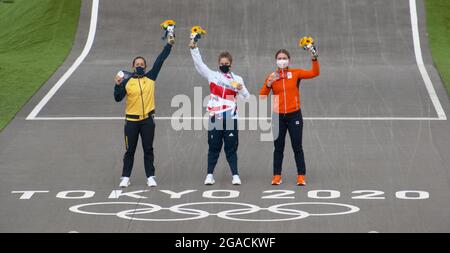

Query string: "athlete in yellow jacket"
[[114, 38, 173, 188]]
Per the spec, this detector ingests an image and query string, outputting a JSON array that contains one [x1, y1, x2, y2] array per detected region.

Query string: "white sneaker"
[[147, 176, 157, 187], [119, 177, 130, 188], [204, 174, 215, 185], [232, 175, 241, 185]]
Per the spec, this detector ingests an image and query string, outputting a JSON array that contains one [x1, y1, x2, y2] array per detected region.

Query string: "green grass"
[[0, 0, 80, 131], [425, 0, 450, 97]]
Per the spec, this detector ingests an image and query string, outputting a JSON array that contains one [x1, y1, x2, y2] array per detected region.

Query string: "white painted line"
[[409, 0, 447, 120], [26, 0, 447, 122], [26, 0, 99, 120], [303, 117, 443, 121], [30, 117, 124, 121], [28, 116, 445, 121]]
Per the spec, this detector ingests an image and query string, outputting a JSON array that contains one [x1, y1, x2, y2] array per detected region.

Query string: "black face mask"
[[219, 65, 231, 73], [135, 66, 145, 76]]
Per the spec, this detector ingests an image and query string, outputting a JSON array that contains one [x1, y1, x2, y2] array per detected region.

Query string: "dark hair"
[[275, 49, 291, 59], [218, 51, 233, 64], [132, 56, 147, 67]]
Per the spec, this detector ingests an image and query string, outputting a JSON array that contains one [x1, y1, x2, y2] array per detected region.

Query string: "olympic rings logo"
[[69, 201, 360, 222]]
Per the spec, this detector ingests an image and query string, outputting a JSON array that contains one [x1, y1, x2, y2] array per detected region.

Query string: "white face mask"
[[276, 59, 289, 69]]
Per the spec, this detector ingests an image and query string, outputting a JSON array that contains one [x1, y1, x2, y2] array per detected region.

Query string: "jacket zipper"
[[221, 74, 228, 112], [221, 81, 226, 99], [137, 78, 145, 119], [282, 69, 287, 113], [295, 95, 299, 111]]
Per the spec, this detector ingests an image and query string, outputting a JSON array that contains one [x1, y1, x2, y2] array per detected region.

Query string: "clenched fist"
[[189, 40, 197, 49], [168, 35, 175, 45], [115, 72, 124, 85]]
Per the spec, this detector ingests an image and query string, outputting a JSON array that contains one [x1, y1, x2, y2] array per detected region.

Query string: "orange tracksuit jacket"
[[260, 60, 320, 114]]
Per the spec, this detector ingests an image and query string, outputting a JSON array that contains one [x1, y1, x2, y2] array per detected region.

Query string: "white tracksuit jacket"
[[190, 47, 250, 119]]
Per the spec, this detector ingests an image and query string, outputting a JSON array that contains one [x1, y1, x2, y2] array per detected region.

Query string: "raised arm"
[[146, 43, 173, 81], [298, 59, 320, 79], [190, 47, 214, 79]]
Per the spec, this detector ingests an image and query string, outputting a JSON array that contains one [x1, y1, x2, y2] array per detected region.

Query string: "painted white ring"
[[219, 207, 309, 222], [172, 202, 309, 222], [268, 202, 360, 216], [69, 202, 161, 216], [117, 206, 209, 222]]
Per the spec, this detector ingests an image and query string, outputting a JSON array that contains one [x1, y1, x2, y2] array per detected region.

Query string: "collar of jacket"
[[276, 67, 289, 73], [131, 73, 145, 78]]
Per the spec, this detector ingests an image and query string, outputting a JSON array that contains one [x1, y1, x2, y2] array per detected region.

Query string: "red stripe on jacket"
[[210, 82, 237, 100]]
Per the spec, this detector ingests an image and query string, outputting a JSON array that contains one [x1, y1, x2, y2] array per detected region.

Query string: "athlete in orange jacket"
[[260, 48, 320, 186]]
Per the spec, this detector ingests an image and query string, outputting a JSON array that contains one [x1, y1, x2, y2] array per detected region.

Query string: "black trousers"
[[207, 116, 239, 175], [122, 116, 155, 178], [273, 110, 306, 175]]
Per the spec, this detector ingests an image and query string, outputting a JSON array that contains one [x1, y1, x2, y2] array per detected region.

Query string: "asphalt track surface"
[[1, 0, 450, 232]]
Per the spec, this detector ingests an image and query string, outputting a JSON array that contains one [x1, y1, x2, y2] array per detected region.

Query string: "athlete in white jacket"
[[190, 39, 249, 185]]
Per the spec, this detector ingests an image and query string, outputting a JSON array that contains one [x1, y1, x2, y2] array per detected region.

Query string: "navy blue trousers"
[[207, 116, 239, 175], [122, 117, 155, 178], [273, 110, 306, 175]]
